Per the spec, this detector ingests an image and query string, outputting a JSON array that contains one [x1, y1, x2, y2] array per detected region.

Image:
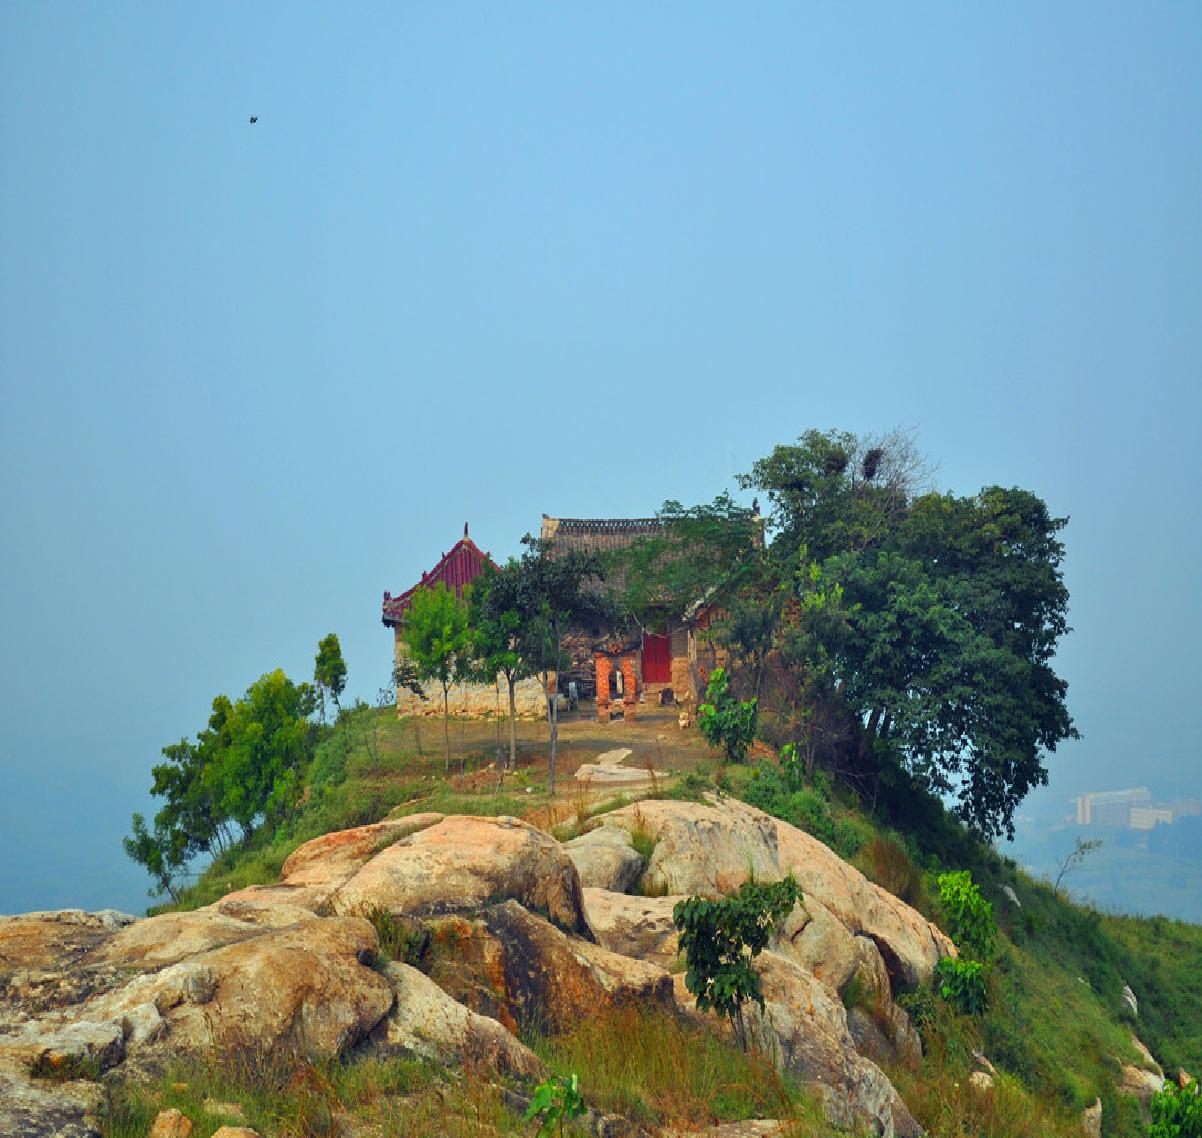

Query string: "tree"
[[738, 428, 1077, 840], [123, 669, 316, 898], [467, 562, 534, 771], [313, 632, 348, 723], [673, 876, 801, 1050], [401, 583, 471, 772], [1053, 836, 1103, 897], [508, 537, 608, 793]]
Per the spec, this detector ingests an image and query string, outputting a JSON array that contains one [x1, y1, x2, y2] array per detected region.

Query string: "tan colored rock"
[[0, 1017, 125, 1074], [1082, 1097, 1102, 1138], [84, 914, 393, 1059], [382, 961, 543, 1078], [602, 796, 952, 987], [581, 888, 684, 970], [432, 902, 674, 1035], [0, 1054, 105, 1138], [774, 897, 859, 992], [95, 910, 264, 971], [968, 1070, 994, 1094], [210, 1128, 261, 1138], [564, 826, 644, 892], [281, 813, 445, 887], [329, 815, 592, 936], [0, 910, 134, 973], [150, 1107, 194, 1138], [672, 952, 919, 1138], [1120, 1063, 1165, 1105]]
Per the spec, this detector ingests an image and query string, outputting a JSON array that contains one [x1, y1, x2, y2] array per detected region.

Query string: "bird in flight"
[[249, 115, 258, 124]]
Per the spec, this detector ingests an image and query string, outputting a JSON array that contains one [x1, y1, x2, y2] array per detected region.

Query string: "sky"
[[2, 3, 1200, 916]]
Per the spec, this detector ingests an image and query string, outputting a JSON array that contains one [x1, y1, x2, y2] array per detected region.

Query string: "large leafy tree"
[[401, 583, 471, 771], [736, 429, 1077, 840], [467, 562, 534, 771], [123, 669, 316, 899], [508, 537, 608, 793]]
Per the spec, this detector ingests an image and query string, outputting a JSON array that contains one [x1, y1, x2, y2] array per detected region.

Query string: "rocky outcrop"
[[602, 796, 952, 988], [328, 815, 593, 937], [564, 826, 644, 892], [380, 961, 543, 1078], [672, 953, 920, 1137], [1, 800, 937, 1138], [428, 901, 674, 1035], [582, 888, 685, 970]]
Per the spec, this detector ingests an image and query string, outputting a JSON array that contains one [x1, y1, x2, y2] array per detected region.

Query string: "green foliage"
[[1150, 1080, 1202, 1138], [123, 669, 316, 900], [937, 869, 997, 962], [313, 632, 348, 722], [935, 956, 990, 1015], [402, 582, 471, 768], [740, 427, 1077, 840], [697, 668, 757, 764], [673, 875, 801, 1048], [524, 1072, 586, 1138]]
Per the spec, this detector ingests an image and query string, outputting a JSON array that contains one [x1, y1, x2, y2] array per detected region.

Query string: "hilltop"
[[3, 705, 1199, 1138]]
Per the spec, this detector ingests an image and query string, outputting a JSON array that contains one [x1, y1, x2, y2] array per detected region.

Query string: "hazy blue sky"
[[2, 3, 1199, 915]]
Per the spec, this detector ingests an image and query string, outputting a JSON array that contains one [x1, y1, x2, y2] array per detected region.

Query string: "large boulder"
[[564, 826, 644, 892], [582, 888, 685, 970], [212, 813, 447, 925], [380, 961, 543, 1078], [602, 796, 952, 987], [427, 901, 675, 1035], [82, 913, 393, 1059], [673, 952, 920, 1138], [329, 815, 592, 937]]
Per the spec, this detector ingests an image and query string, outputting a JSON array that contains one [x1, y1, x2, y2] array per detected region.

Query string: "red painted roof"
[[382, 528, 497, 626]]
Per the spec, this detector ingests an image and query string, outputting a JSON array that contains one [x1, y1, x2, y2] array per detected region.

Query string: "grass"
[[137, 704, 1202, 1138], [533, 1005, 826, 1133], [97, 1047, 530, 1138]]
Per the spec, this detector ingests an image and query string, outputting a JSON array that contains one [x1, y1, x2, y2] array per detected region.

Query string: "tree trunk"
[[507, 675, 518, 770], [442, 682, 451, 774]]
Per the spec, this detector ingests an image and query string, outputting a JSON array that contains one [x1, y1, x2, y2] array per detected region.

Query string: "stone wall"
[[395, 675, 548, 719], [393, 628, 548, 719]]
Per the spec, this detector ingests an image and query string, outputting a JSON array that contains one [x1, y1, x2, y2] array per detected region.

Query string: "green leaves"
[[402, 583, 471, 689], [739, 428, 1077, 841], [697, 667, 758, 764], [314, 632, 348, 721], [123, 669, 317, 899], [934, 957, 990, 1016], [937, 869, 996, 962], [672, 876, 801, 1048], [524, 1072, 586, 1137], [933, 869, 996, 1016], [1150, 1078, 1202, 1138]]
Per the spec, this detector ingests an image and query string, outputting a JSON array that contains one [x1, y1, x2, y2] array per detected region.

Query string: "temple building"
[[539, 514, 725, 721], [381, 525, 546, 718]]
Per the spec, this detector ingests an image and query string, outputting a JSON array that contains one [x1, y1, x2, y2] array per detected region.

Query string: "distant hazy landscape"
[[1009, 784, 1202, 924]]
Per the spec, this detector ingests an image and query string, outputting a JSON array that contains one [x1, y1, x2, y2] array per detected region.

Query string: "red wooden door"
[[642, 632, 671, 684]]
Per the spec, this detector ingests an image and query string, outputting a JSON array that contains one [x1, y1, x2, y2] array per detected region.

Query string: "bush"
[[1150, 1080, 1202, 1138], [935, 956, 990, 1016], [673, 876, 801, 1049], [937, 870, 996, 962], [697, 668, 758, 764]]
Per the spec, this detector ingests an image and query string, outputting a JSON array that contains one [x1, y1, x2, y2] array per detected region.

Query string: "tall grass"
[[534, 1005, 823, 1132]]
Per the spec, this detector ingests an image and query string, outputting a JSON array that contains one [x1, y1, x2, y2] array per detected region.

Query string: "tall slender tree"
[[401, 583, 471, 771]]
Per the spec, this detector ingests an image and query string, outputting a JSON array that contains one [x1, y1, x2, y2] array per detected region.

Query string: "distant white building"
[[1076, 788, 1151, 827]]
